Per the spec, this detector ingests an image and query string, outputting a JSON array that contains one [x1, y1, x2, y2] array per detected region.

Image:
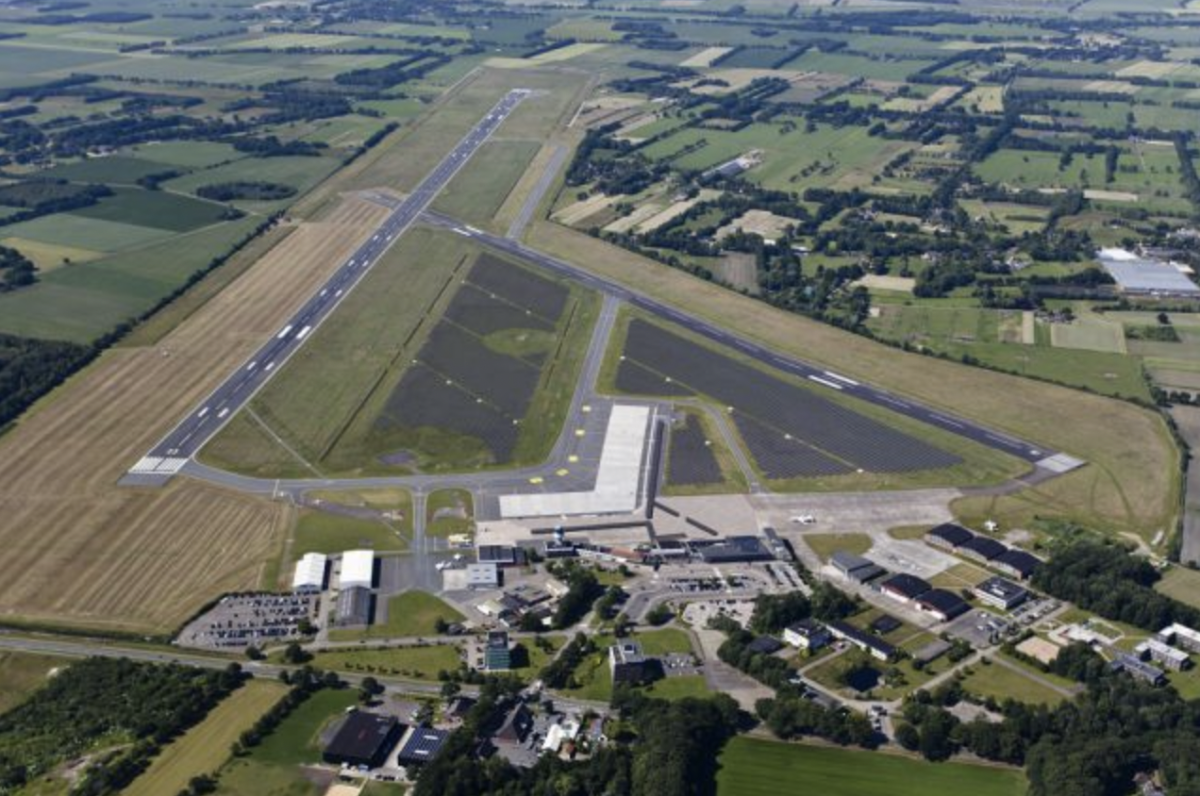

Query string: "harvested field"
[[716, 209, 799, 243], [0, 196, 388, 633], [667, 413, 723, 486], [716, 252, 759, 293], [553, 193, 617, 226], [616, 318, 961, 478], [680, 47, 733, 68]]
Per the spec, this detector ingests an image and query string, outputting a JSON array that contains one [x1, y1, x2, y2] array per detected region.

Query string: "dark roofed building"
[[494, 703, 533, 746], [478, 545, 522, 567], [827, 621, 897, 661], [747, 635, 783, 655], [397, 727, 449, 765], [925, 523, 974, 550], [915, 588, 970, 621], [993, 549, 1043, 580], [323, 712, 403, 768], [610, 641, 658, 684], [958, 536, 1007, 563], [693, 535, 774, 564], [879, 573, 932, 603], [335, 585, 372, 627], [830, 551, 886, 583], [484, 630, 512, 671], [870, 614, 902, 635]]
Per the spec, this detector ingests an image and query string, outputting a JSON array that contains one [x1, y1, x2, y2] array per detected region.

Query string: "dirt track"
[[0, 197, 389, 634]]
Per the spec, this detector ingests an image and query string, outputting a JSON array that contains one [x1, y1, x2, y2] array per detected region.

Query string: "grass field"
[[958, 661, 1065, 706], [432, 139, 542, 229], [329, 590, 465, 640], [291, 510, 409, 556], [802, 533, 873, 562], [426, 489, 474, 538], [716, 738, 1025, 796], [0, 652, 67, 714], [531, 221, 1177, 542], [124, 680, 288, 796], [307, 645, 462, 681], [1155, 567, 1200, 609]]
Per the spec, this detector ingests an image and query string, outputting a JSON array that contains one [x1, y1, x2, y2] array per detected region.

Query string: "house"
[[993, 549, 1043, 580], [915, 589, 969, 622], [1111, 653, 1166, 686], [827, 620, 897, 662], [493, 703, 534, 746], [323, 712, 403, 768], [484, 630, 512, 671], [609, 641, 657, 684], [783, 618, 831, 651], [466, 562, 501, 590], [975, 576, 1029, 610], [1158, 622, 1200, 653], [925, 523, 973, 551], [1136, 638, 1190, 671], [830, 551, 886, 583], [957, 536, 1007, 563], [879, 573, 931, 603]]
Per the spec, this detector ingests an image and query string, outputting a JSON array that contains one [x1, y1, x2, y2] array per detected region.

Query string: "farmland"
[[716, 738, 1025, 796]]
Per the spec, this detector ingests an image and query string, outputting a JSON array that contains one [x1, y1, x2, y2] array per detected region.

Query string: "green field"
[[716, 738, 1025, 796], [291, 510, 409, 557], [124, 680, 288, 796], [432, 139, 542, 228], [426, 489, 474, 538], [307, 645, 463, 682], [1155, 567, 1200, 609], [959, 661, 1066, 706], [0, 652, 67, 714], [802, 533, 874, 562]]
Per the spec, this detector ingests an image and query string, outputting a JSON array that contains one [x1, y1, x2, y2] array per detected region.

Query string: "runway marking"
[[217, 408, 230, 419], [197, 407, 208, 418], [296, 325, 312, 340], [276, 325, 292, 339], [808, 375, 844, 391], [823, 370, 860, 387]]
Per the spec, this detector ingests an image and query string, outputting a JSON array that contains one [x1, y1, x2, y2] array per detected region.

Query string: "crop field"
[[717, 739, 1024, 796], [613, 317, 962, 479], [124, 680, 288, 796], [1154, 567, 1200, 609], [72, 187, 232, 233], [0, 196, 384, 632], [164, 155, 344, 212]]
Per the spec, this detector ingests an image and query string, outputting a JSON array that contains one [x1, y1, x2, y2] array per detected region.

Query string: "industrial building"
[[879, 573, 931, 603], [323, 712, 403, 768], [340, 549, 375, 590], [396, 727, 449, 765], [335, 585, 371, 627], [466, 562, 501, 590], [830, 551, 886, 583], [975, 576, 1029, 610], [827, 621, 897, 661], [957, 536, 1007, 563], [783, 618, 831, 651], [993, 549, 1042, 580], [691, 535, 774, 564], [1098, 248, 1200, 297], [292, 552, 327, 592]]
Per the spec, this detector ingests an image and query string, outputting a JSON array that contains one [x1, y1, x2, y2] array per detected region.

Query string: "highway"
[[125, 89, 532, 484], [420, 210, 1066, 469]]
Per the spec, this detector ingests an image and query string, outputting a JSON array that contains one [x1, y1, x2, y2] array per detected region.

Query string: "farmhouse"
[[323, 712, 403, 768], [975, 576, 1029, 610], [292, 552, 327, 592], [783, 618, 831, 651], [827, 620, 897, 662], [830, 551, 886, 583], [879, 573, 931, 604], [993, 549, 1042, 580], [915, 588, 969, 621], [340, 549, 375, 589]]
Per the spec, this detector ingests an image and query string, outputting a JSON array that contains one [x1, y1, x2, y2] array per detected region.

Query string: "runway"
[[123, 89, 532, 485]]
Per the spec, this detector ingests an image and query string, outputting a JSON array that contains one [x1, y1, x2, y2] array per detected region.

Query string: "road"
[[421, 211, 1070, 471], [123, 89, 532, 485]]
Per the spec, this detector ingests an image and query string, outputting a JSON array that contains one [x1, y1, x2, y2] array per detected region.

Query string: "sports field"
[[123, 680, 288, 796], [716, 738, 1025, 796]]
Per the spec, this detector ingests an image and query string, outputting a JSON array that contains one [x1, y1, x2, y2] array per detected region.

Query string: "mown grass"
[[291, 510, 409, 556], [329, 590, 465, 641], [716, 737, 1025, 796], [0, 651, 67, 714], [426, 489, 473, 538]]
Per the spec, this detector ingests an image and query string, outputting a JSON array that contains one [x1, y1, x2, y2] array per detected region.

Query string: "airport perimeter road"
[[422, 211, 1069, 470], [123, 89, 532, 485]]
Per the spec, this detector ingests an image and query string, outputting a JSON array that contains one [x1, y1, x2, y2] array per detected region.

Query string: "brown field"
[[529, 220, 1178, 541], [0, 197, 389, 634]]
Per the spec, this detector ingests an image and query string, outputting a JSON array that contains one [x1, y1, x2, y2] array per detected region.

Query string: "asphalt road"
[[420, 211, 1061, 468], [125, 89, 532, 484]]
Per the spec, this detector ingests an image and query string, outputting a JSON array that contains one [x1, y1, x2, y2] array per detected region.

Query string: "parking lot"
[[176, 592, 318, 650]]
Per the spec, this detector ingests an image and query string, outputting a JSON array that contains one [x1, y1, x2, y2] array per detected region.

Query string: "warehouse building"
[[466, 562, 501, 590], [958, 536, 1007, 563], [827, 621, 897, 662], [993, 549, 1042, 580], [830, 551, 886, 583], [915, 589, 970, 622], [340, 549, 375, 590], [925, 523, 973, 551], [975, 576, 1029, 610], [292, 552, 327, 592], [335, 585, 371, 627], [323, 712, 403, 768]]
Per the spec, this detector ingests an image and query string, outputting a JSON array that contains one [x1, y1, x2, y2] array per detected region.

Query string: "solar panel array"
[[666, 414, 723, 486]]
